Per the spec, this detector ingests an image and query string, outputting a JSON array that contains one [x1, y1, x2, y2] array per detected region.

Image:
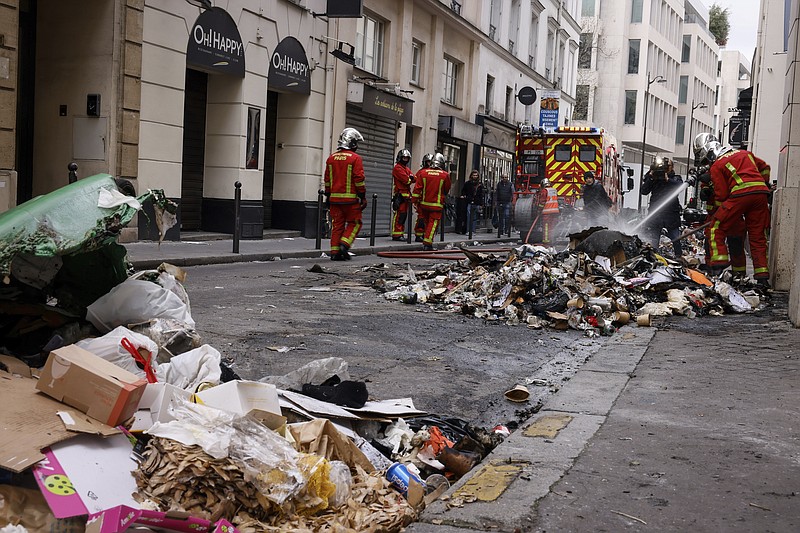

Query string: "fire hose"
[[671, 220, 713, 244], [377, 247, 513, 260]]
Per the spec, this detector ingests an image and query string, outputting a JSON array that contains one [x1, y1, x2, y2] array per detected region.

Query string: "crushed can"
[[386, 462, 425, 497]]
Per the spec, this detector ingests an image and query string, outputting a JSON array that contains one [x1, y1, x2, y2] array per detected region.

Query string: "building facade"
[[0, 0, 583, 239]]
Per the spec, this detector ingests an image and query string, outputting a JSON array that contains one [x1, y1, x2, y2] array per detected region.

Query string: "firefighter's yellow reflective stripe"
[[732, 266, 747, 273], [330, 192, 357, 199], [754, 267, 769, 274], [708, 220, 729, 263], [341, 219, 362, 247], [325, 164, 333, 187], [725, 161, 765, 194], [424, 218, 439, 244]]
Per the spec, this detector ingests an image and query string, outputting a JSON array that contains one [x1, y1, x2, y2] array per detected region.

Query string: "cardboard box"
[[0, 373, 117, 473], [32, 434, 139, 519], [36, 345, 147, 426], [195, 380, 285, 430], [129, 383, 193, 432], [86, 505, 239, 533]]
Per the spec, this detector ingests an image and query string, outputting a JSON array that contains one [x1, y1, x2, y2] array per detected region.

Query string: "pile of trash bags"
[[374, 229, 770, 336]]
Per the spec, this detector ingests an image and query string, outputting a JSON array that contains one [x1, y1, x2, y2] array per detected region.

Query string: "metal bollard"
[[406, 199, 413, 244], [316, 189, 325, 250], [233, 181, 242, 254], [467, 208, 473, 240], [369, 193, 378, 246], [439, 208, 445, 242], [68, 162, 78, 184]]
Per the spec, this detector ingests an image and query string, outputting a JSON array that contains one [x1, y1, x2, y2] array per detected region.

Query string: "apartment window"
[[355, 14, 384, 75], [624, 90, 637, 124], [529, 13, 539, 69], [510, 0, 521, 54], [627, 39, 640, 74], [442, 56, 460, 105], [631, 0, 643, 23], [411, 41, 423, 84], [505, 86, 514, 121], [679, 75, 688, 104], [579, 33, 592, 69], [574, 84, 589, 120], [676, 116, 686, 144], [486, 75, 495, 114], [682, 35, 691, 62], [582, 0, 595, 16], [490, 0, 502, 42]]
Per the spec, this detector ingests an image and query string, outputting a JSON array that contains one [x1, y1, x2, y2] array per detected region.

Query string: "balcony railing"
[[528, 55, 536, 68], [489, 25, 497, 41], [508, 40, 515, 55], [450, 1, 461, 15]]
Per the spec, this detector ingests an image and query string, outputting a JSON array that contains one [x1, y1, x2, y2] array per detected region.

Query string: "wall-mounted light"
[[330, 41, 356, 65]]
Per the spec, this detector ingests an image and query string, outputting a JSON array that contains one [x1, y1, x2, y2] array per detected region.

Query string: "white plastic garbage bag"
[[75, 326, 159, 380], [155, 344, 221, 391], [86, 278, 195, 333]]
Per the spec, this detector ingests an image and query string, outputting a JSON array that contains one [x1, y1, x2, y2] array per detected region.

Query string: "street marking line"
[[523, 414, 574, 438], [450, 461, 528, 503]]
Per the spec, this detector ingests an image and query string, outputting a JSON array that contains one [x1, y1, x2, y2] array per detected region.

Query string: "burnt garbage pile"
[[0, 177, 508, 531], [374, 228, 771, 334]]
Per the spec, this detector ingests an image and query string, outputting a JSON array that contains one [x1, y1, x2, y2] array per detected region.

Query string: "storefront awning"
[[438, 115, 483, 145], [186, 7, 245, 78], [347, 83, 413, 123]]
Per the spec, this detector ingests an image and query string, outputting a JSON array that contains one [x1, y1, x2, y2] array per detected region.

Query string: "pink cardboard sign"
[[86, 505, 239, 533]]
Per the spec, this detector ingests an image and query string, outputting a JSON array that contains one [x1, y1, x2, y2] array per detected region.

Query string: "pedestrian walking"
[[641, 156, 684, 256], [412, 153, 451, 251], [461, 169, 485, 234], [324, 127, 366, 261], [390, 149, 414, 241], [494, 174, 514, 236], [693, 132, 772, 286], [536, 179, 560, 244], [581, 171, 612, 226]]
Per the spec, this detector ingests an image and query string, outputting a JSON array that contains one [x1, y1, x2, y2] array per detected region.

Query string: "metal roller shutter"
[[346, 105, 397, 236]]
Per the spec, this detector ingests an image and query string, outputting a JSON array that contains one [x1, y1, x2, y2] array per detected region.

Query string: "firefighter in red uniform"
[[693, 133, 771, 286], [537, 179, 560, 244], [698, 177, 748, 279], [324, 128, 367, 261], [412, 153, 451, 251], [414, 153, 434, 242], [390, 149, 414, 240]]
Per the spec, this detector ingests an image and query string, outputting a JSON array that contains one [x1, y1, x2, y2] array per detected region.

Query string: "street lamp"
[[686, 101, 707, 170], [637, 72, 667, 212]]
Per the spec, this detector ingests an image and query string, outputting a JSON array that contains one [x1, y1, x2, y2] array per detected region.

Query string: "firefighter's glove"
[[357, 192, 367, 211], [699, 186, 713, 202], [686, 175, 696, 187], [409, 175, 415, 183], [698, 171, 711, 184]]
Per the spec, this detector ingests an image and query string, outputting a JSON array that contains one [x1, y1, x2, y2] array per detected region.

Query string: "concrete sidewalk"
[[406, 294, 799, 532], [124, 229, 518, 270]]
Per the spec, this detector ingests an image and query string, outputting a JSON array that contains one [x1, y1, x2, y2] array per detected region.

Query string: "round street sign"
[[517, 86, 537, 105]]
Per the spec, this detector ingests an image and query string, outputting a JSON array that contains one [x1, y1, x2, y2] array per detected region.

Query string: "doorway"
[[262, 90, 278, 229], [180, 68, 208, 230]]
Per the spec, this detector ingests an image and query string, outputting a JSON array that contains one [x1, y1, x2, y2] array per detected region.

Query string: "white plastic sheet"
[[155, 344, 221, 391], [86, 278, 195, 333], [75, 326, 159, 379]]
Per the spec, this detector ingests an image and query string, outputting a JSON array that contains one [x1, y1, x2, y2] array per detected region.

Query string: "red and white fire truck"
[[513, 123, 627, 235]]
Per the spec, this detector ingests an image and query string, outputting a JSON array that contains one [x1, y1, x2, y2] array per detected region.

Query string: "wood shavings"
[[134, 439, 416, 532]]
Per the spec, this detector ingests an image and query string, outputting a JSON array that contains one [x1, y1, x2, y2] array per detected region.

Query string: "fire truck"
[[513, 123, 626, 237]]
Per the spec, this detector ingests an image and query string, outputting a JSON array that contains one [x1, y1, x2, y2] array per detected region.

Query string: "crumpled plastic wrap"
[[259, 357, 350, 390], [146, 397, 325, 509], [75, 325, 159, 379], [155, 344, 221, 390]]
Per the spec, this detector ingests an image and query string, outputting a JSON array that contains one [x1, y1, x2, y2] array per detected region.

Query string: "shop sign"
[[362, 85, 412, 123], [187, 7, 245, 78], [268, 37, 311, 95]]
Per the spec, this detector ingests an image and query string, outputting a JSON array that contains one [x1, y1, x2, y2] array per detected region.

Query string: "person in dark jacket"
[[494, 175, 514, 235], [461, 169, 485, 234], [641, 156, 684, 257], [582, 171, 612, 226]]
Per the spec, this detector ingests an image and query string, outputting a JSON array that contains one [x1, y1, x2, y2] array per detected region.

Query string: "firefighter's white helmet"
[[693, 132, 729, 164], [337, 127, 364, 151]]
